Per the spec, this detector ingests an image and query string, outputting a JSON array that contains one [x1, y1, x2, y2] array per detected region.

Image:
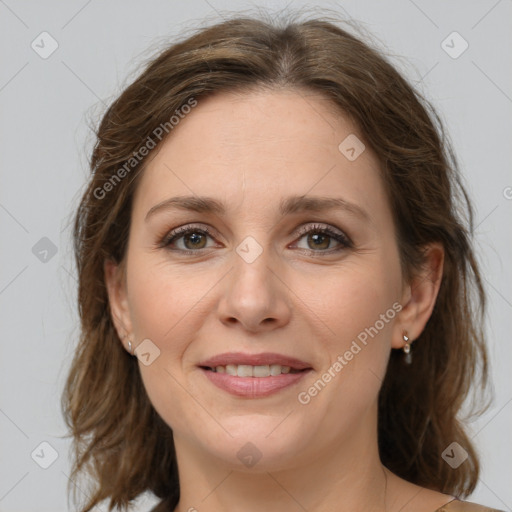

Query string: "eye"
[[159, 225, 217, 253], [291, 223, 352, 253], [159, 222, 352, 256]]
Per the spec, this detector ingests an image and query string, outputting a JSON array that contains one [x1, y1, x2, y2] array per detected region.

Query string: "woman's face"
[[107, 88, 414, 471]]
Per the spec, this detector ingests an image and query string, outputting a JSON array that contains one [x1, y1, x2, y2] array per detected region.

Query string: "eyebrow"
[[145, 195, 370, 222]]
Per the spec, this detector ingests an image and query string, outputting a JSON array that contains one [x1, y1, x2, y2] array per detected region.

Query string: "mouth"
[[200, 364, 306, 376], [197, 352, 313, 398], [198, 352, 312, 374]]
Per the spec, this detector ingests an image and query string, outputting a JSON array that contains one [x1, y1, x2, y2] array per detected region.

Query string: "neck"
[[172, 405, 390, 512]]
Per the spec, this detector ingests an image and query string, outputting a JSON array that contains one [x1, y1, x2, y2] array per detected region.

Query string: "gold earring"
[[402, 331, 412, 365]]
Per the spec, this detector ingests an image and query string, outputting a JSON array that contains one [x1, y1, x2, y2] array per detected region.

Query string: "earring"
[[124, 336, 134, 356], [402, 331, 412, 365]]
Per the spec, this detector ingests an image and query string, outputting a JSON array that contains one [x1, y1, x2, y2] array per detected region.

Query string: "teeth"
[[270, 364, 281, 376], [253, 365, 270, 377], [226, 364, 237, 376], [237, 365, 253, 377], [210, 364, 294, 376]]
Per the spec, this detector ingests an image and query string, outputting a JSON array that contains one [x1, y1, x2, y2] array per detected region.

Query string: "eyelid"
[[289, 223, 353, 254], [158, 223, 218, 248], [293, 222, 352, 245]]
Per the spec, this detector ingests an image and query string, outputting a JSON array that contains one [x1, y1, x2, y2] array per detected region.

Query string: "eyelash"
[[158, 223, 353, 256]]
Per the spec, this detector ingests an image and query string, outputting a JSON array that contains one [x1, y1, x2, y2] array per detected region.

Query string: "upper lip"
[[199, 352, 312, 371]]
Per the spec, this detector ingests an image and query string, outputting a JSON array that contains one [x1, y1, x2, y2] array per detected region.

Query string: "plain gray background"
[[0, 1, 511, 511]]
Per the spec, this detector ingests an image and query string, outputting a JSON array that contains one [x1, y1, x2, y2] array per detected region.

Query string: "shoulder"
[[436, 498, 506, 512]]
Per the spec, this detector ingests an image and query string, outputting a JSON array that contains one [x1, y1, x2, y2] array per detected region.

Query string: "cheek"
[[126, 255, 214, 348], [306, 260, 399, 348], [301, 254, 401, 408], [125, 258, 211, 429]]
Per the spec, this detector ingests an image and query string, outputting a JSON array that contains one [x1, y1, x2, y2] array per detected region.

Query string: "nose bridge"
[[231, 232, 274, 301], [217, 232, 291, 331]]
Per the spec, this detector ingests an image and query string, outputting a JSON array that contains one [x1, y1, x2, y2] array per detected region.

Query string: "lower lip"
[[200, 368, 311, 398]]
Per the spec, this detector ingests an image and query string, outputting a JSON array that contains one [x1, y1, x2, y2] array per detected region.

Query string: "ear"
[[391, 243, 444, 349], [104, 258, 133, 349]]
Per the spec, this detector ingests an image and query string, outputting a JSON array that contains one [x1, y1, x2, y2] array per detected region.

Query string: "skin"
[[105, 88, 449, 512]]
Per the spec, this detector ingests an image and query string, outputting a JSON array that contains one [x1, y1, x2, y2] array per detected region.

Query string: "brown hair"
[[62, 10, 492, 512]]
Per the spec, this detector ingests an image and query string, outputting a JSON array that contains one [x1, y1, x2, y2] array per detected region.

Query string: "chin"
[[196, 413, 317, 472]]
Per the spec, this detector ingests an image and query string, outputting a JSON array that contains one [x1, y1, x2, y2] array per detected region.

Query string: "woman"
[[62, 12, 504, 512]]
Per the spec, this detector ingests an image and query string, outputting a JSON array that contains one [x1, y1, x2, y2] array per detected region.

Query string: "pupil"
[[186, 233, 204, 248], [309, 233, 329, 250]]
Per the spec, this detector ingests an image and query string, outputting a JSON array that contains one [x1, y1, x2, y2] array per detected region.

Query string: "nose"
[[216, 245, 292, 333]]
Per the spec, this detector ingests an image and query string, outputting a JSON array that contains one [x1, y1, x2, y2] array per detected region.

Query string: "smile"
[[198, 352, 313, 398], [203, 364, 303, 376]]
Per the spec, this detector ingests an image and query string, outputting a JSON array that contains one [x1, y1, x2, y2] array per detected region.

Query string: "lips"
[[198, 352, 313, 398]]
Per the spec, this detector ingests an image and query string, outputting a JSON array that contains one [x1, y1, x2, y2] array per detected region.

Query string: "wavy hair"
[[62, 11, 491, 512]]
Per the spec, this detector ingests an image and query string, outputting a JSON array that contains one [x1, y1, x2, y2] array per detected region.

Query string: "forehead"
[[132, 88, 387, 221]]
